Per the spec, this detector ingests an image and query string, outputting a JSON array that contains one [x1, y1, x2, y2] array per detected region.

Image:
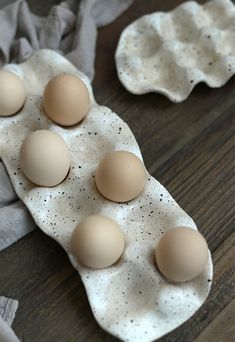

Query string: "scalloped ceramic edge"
[[115, 0, 235, 102], [0, 50, 212, 342]]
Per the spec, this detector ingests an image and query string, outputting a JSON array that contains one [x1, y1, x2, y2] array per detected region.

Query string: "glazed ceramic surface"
[[115, 0, 235, 102], [0, 50, 213, 341]]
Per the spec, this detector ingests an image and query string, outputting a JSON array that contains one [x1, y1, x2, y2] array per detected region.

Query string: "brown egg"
[[42, 74, 90, 126], [20, 130, 70, 187], [95, 150, 147, 202], [155, 227, 209, 283], [71, 214, 125, 269], [0, 70, 26, 116]]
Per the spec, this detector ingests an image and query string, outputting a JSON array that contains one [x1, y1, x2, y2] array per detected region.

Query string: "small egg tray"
[[0, 50, 213, 342], [115, 0, 235, 102]]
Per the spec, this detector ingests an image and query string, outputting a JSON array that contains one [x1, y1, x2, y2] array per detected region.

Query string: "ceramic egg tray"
[[115, 0, 235, 102], [0, 50, 213, 342]]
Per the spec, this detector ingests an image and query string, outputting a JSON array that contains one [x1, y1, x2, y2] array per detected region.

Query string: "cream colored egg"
[[95, 150, 147, 202], [0, 70, 26, 116], [155, 227, 209, 283], [20, 130, 70, 187], [71, 215, 125, 269], [42, 74, 90, 126]]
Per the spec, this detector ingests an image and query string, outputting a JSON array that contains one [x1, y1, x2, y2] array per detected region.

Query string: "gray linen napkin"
[[0, 297, 19, 342], [0, 0, 133, 252]]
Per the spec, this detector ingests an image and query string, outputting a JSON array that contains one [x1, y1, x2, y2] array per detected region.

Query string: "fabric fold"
[[0, 297, 19, 342], [0, 0, 133, 80]]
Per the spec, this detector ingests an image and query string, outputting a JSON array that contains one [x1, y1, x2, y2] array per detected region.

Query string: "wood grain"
[[195, 300, 235, 342], [0, 0, 234, 341]]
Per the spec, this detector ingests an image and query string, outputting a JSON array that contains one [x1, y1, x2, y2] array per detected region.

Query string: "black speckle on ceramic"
[[115, 0, 235, 102]]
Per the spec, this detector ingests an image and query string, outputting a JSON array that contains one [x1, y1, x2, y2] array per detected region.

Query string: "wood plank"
[[195, 300, 235, 342], [153, 107, 235, 252]]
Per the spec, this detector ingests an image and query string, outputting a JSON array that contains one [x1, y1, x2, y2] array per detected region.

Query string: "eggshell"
[[43, 74, 90, 126], [0, 50, 213, 342], [95, 150, 147, 202], [20, 130, 70, 187], [155, 227, 209, 282], [0, 70, 26, 116], [71, 215, 125, 268]]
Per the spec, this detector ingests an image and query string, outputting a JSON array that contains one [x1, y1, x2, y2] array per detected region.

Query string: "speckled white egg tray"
[[0, 50, 213, 342], [115, 0, 235, 102]]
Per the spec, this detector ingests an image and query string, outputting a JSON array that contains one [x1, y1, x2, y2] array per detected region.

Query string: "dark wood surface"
[[0, 0, 235, 341]]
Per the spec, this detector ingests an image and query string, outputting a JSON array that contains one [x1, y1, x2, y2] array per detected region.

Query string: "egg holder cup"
[[0, 50, 213, 342], [115, 0, 235, 102]]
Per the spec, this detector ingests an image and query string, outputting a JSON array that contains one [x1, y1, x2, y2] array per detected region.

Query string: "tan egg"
[[155, 227, 209, 283], [71, 214, 125, 269], [20, 130, 70, 187], [42, 74, 90, 126], [95, 150, 147, 202], [0, 70, 26, 116]]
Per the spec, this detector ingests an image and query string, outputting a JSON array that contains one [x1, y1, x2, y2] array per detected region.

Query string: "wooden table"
[[0, 0, 234, 341]]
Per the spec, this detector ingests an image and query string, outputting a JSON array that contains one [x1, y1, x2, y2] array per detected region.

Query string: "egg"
[[20, 130, 70, 187], [0, 70, 26, 116], [155, 227, 209, 282], [71, 214, 125, 269], [95, 150, 147, 202], [42, 74, 90, 126]]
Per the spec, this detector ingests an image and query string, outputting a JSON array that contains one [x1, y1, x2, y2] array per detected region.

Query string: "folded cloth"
[[0, 0, 133, 252], [0, 160, 37, 251], [0, 319, 19, 342], [0, 0, 133, 80], [0, 297, 19, 342]]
